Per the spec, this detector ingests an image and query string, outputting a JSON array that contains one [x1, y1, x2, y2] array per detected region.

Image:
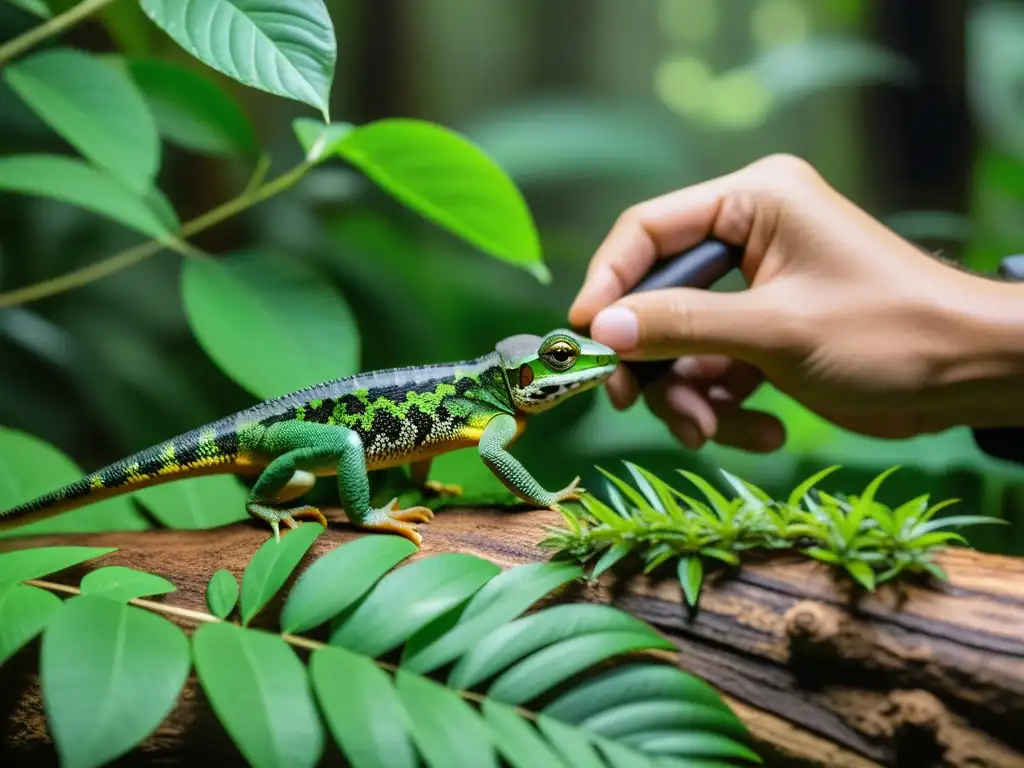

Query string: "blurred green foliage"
[[0, 0, 1022, 553]]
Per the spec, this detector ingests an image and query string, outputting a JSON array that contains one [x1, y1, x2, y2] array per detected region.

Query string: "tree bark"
[[1, 507, 1022, 768]]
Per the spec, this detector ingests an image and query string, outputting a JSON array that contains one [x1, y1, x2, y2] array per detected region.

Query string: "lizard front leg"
[[409, 458, 462, 498], [478, 413, 583, 510], [250, 422, 433, 545]]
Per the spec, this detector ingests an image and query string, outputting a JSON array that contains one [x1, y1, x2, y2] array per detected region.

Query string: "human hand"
[[569, 155, 1024, 452]]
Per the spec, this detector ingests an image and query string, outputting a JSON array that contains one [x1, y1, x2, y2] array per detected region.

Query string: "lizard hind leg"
[[247, 457, 328, 541], [409, 458, 463, 498]]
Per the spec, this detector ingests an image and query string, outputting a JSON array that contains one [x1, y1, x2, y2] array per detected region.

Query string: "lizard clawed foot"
[[354, 497, 435, 546], [249, 503, 329, 542], [546, 476, 585, 511], [421, 480, 463, 498]]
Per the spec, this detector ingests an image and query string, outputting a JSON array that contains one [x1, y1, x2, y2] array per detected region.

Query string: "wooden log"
[[1, 507, 1022, 768]]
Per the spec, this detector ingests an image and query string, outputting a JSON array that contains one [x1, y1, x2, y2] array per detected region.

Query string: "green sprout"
[[540, 463, 1008, 606]]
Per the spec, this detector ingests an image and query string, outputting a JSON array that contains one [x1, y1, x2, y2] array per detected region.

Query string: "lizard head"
[[496, 328, 618, 414]]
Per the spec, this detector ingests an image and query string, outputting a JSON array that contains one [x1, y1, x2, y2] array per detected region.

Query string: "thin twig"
[[0, 0, 117, 66], [0, 162, 310, 308], [27, 576, 539, 720]]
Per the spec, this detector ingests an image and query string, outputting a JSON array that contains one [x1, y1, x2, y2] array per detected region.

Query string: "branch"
[[0, 0, 118, 67], [0, 162, 310, 308]]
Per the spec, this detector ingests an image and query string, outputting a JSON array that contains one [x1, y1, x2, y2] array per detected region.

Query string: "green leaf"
[[449, 603, 662, 690], [41, 596, 190, 768], [803, 547, 841, 564], [537, 715, 607, 767], [844, 560, 876, 591], [79, 566, 176, 602], [182, 250, 360, 400], [0, 155, 174, 242], [192, 622, 323, 768], [677, 471, 732, 519], [912, 515, 1008, 536], [331, 553, 499, 657], [786, 465, 842, 509], [0, 584, 61, 664], [0, 545, 117, 586], [628, 732, 762, 762], [677, 556, 703, 608], [395, 669, 498, 768], [4, 48, 160, 193], [482, 699, 567, 768], [8, 0, 51, 18], [239, 522, 322, 625], [543, 664, 734, 724], [597, 466, 658, 520], [127, 57, 258, 157], [921, 561, 950, 582], [280, 536, 417, 634], [591, 542, 633, 580], [580, 700, 748, 741], [400, 560, 581, 674], [206, 569, 238, 619], [133, 474, 250, 530], [139, 0, 336, 119], [580, 493, 632, 529], [310, 645, 416, 768], [332, 118, 547, 283], [486, 630, 676, 706], [293, 117, 356, 163]]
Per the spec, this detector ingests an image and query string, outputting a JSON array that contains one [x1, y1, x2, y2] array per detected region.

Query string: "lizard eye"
[[541, 343, 576, 371]]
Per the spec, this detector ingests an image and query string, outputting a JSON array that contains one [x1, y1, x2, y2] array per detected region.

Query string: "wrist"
[[928, 272, 1024, 427]]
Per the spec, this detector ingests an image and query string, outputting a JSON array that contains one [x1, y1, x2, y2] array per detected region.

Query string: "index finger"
[[568, 174, 736, 329]]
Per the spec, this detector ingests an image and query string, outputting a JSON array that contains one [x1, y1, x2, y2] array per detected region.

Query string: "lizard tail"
[[0, 425, 257, 531]]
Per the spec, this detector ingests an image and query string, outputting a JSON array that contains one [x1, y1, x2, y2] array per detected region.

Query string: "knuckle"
[[754, 153, 819, 181]]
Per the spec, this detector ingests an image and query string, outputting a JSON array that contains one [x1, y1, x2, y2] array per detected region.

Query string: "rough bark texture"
[[1, 507, 1022, 768]]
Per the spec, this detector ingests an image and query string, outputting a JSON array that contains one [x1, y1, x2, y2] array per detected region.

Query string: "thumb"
[[590, 286, 787, 362]]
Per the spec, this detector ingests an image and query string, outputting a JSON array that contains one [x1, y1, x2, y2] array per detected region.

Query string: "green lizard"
[[0, 329, 617, 545]]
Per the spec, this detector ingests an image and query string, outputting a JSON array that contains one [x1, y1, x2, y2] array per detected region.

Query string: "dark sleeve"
[[971, 255, 1024, 464], [972, 427, 1024, 465]]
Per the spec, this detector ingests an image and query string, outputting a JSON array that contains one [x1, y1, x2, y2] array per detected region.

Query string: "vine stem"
[[0, 0, 118, 66], [25, 577, 525, 716], [0, 162, 310, 308]]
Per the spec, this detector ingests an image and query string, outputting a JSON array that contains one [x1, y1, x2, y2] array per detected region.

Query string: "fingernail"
[[752, 421, 783, 451], [674, 356, 700, 378], [678, 421, 702, 449], [591, 306, 639, 351]]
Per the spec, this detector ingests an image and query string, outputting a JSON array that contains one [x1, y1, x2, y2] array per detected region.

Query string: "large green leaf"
[[0, 545, 116, 586], [206, 569, 239, 619], [482, 700, 567, 768], [4, 47, 159, 193], [486, 631, 676, 706], [139, 0, 336, 119], [310, 645, 417, 768], [331, 119, 548, 282], [396, 669, 497, 768], [329, 553, 500, 657], [400, 560, 582, 674], [192, 622, 323, 768], [0, 155, 176, 243], [280, 536, 417, 634], [239, 522, 323, 625], [8, 0, 51, 17], [40, 596, 190, 768], [182, 251, 360, 400], [79, 566, 176, 603], [127, 57, 258, 157], [0, 426, 150, 539], [448, 603, 665, 690], [0, 584, 62, 664], [133, 474, 250, 530]]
